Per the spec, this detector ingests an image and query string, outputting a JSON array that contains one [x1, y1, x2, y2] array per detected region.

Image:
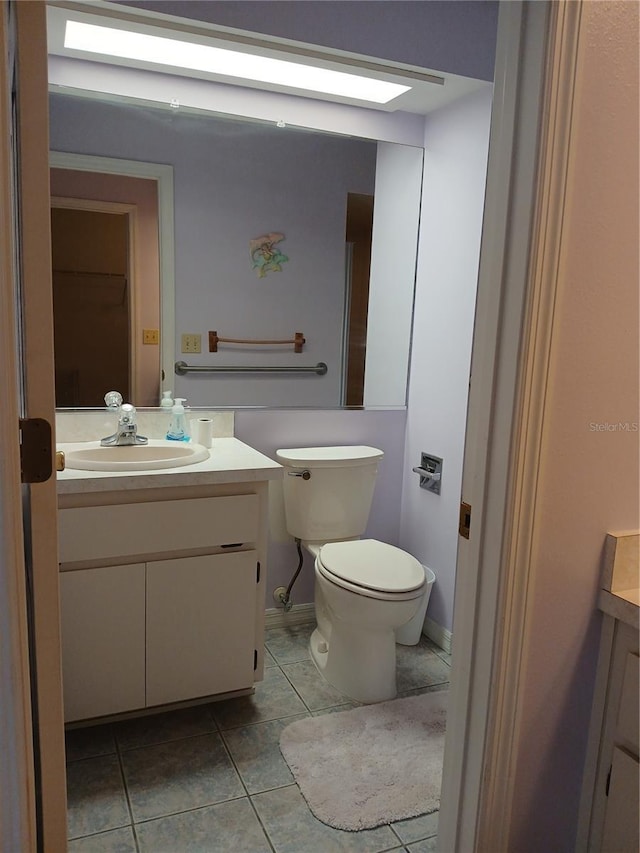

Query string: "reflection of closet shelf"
[[52, 270, 128, 304], [208, 330, 305, 353], [53, 269, 127, 279]]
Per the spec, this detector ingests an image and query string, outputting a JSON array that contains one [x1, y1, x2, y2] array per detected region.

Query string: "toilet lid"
[[318, 539, 425, 593]]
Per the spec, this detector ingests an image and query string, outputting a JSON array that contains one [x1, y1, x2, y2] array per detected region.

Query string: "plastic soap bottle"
[[160, 390, 174, 408], [166, 398, 190, 441]]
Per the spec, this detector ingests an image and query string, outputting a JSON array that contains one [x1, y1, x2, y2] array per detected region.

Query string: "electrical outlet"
[[181, 333, 201, 353], [142, 328, 159, 345]]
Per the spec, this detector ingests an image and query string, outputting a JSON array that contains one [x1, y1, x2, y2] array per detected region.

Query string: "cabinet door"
[[60, 564, 146, 722], [146, 551, 258, 707], [617, 652, 639, 751], [601, 746, 639, 852]]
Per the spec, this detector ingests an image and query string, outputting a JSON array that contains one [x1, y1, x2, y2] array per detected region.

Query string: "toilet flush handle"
[[287, 469, 311, 480]]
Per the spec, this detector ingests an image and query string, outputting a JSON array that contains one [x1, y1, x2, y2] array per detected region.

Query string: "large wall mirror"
[[49, 90, 423, 410]]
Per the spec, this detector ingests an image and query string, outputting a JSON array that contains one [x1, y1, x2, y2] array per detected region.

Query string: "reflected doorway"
[[344, 192, 374, 407], [51, 203, 130, 406], [50, 167, 162, 407]]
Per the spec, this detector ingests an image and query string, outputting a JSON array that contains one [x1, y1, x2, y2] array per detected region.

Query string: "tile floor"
[[65, 622, 451, 852]]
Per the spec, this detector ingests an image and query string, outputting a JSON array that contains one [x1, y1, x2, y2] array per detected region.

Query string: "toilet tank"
[[275, 446, 384, 542]]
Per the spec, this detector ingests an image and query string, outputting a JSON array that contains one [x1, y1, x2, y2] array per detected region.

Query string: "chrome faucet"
[[100, 391, 148, 447]]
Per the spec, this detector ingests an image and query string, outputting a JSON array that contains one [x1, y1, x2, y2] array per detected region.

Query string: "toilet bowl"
[[395, 565, 436, 646], [308, 539, 425, 703], [275, 445, 434, 704]]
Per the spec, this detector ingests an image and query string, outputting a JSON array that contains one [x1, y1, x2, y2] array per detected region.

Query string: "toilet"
[[275, 445, 429, 704]]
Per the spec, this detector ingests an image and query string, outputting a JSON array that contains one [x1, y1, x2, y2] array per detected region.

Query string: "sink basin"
[[62, 440, 210, 472]]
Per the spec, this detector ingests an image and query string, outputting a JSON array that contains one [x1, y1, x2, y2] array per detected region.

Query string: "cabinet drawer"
[[617, 652, 639, 751], [59, 494, 259, 563]]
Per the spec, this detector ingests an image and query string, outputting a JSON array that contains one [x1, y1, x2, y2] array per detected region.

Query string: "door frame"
[[439, 2, 551, 845], [3, 1, 67, 849], [439, 1, 584, 849], [0, 3, 38, 848]]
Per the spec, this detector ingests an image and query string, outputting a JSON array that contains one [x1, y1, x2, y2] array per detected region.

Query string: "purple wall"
[[116, 1, 498, 82], [400, 89, 492, 633]]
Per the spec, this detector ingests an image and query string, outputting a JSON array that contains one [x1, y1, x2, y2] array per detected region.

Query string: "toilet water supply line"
[[277, 538, 304, 612]]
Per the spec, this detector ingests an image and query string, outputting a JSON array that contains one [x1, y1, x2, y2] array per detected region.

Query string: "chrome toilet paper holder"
[[412, 453, 443, 495]]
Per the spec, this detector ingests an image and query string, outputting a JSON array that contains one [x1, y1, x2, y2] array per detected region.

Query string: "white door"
[[0, 1, 66, 849]]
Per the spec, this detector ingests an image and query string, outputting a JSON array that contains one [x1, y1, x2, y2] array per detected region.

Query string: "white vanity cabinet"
[[578, 531, 639, 852], [58, 480, 273, 723], [580, 617, 639, 852]]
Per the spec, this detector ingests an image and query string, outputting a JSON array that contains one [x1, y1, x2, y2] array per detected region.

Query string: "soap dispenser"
[[160, 390, 174, 408], [166, 398, 190, 441]]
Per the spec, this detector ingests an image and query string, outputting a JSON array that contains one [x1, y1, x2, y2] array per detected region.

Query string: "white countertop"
[[599, 588, 640, 629], [56, 437, 282, 495], [598, 532, 640, 629]]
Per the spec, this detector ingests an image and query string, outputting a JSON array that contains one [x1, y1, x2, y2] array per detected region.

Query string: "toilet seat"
[[317, 539, 425, 601]]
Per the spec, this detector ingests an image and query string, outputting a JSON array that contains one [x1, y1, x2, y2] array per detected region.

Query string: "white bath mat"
[[279, 690, 447, 831]]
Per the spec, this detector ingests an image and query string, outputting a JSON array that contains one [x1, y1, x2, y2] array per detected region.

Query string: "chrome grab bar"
[[174, 361, 327, 376]]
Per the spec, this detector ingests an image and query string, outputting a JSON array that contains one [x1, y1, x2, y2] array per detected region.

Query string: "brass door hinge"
[[19, 418, 53, 483], [459, 501, 472, 539]]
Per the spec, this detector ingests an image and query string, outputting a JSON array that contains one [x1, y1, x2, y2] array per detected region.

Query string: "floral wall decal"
[[250, 232, 289, 277]]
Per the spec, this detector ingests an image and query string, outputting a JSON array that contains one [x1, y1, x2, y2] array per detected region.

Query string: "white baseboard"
[[265, 603, 316, 630], [423, 617, 453, 654]]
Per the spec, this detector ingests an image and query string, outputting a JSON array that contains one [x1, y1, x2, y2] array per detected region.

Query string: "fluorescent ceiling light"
[[64, 21, 411, 104]]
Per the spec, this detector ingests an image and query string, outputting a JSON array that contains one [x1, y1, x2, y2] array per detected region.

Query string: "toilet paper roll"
[[194, 418, 213, 448]]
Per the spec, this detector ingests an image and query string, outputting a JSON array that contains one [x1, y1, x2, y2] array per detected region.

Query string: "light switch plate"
[[143, 328, 159, 345], [181, 333, 201, 353]]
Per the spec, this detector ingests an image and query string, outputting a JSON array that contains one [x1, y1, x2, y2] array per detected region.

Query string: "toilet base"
[[309, 624, 397, 704]]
